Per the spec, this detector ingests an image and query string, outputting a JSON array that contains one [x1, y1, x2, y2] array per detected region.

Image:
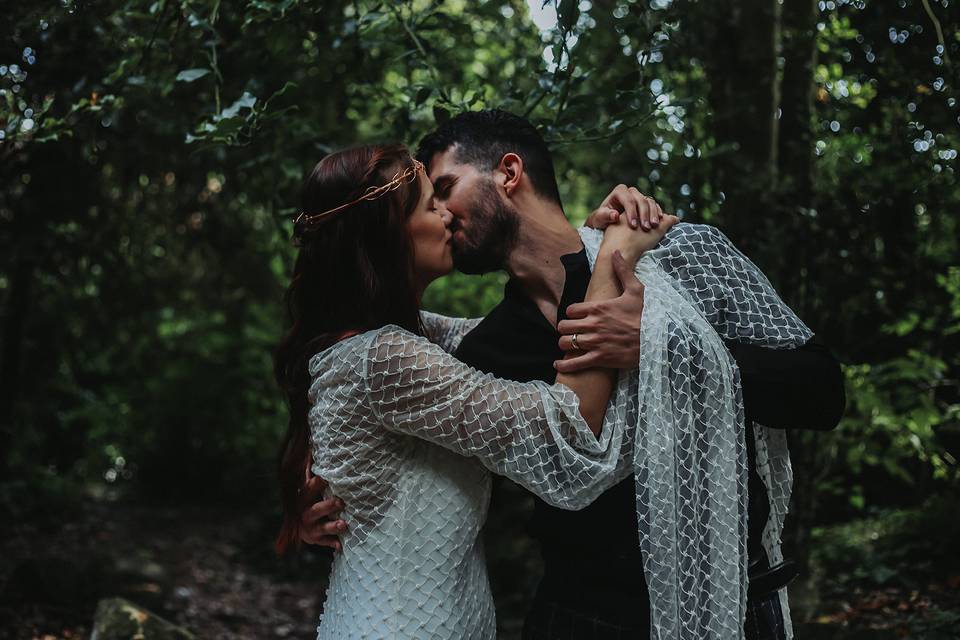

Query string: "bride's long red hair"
[[273, 144, 424, 554]]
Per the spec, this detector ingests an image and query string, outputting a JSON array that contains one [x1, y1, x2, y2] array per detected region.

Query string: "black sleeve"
[[724, 337, 846, 431]]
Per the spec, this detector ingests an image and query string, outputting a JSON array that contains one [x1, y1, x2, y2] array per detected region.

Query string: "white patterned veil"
[[576, 224, 812, 640]]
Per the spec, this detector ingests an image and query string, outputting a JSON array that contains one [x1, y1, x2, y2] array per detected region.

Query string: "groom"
[[302, 110, 845, 639]]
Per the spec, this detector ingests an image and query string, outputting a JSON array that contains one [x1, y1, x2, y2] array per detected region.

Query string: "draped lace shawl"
[[578, 224, 812, 640]]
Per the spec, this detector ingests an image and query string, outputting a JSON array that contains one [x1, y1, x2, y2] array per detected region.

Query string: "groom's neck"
[[505, 198, 582, 326]]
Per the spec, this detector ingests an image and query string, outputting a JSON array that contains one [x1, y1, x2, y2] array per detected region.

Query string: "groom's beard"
[[452, 179, 520, 275]]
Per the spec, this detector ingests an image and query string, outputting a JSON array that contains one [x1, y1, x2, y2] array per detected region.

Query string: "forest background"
[[1, 0, 959, 638]]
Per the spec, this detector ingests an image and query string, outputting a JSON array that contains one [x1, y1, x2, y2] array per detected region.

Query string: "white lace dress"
[[308, 223, 812, 640], [308, 314, 624, 640]]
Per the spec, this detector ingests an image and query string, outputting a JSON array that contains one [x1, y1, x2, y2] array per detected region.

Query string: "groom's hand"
[[585, 184, 664, 231], [298, 474, 348, 552], [555, 251, 645, 373]]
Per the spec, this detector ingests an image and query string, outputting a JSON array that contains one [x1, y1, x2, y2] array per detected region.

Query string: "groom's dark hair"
[[416, 109, 562, 205]]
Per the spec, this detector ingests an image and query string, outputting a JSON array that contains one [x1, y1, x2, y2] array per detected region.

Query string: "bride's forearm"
[[555, 242, 637, 435]]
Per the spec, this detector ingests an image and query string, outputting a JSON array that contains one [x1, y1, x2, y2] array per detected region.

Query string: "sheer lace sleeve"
[[419, 311, 483, 353], [363, 327, 626, 509], [578, 223, 813, 640], [650, 223, 813, 346]]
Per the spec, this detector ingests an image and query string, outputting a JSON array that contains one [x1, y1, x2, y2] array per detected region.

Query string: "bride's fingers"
[[637, 193, 653, 230], [651, 199, 663, 226], [617, 193, 640, 229], [585, 207, 620, 230], [599, 208, 620, 228]]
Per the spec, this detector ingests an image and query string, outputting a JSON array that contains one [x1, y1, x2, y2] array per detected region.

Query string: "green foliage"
[[1, 0, 958, 520], [811, 494, 960, 599], [807, 495, 960, 639]]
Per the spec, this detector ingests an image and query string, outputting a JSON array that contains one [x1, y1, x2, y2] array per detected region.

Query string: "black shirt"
[[453, 249, 845, 628]]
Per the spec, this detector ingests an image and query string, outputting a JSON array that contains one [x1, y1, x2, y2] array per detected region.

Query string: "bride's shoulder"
[[654, 223, 736, 260], [306, 328, 382, 377], [307, 325, 436, 376], [365, 324, 434, 358], [663, 222, 725, 242]]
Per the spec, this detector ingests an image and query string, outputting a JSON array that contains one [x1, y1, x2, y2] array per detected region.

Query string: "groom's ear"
[[497, 152, 524, 198]]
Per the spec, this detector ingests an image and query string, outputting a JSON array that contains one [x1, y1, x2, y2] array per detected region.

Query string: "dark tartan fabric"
[[521, 591, 788, 640]]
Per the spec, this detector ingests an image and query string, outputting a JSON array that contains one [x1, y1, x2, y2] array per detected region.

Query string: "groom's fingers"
[[302, 497, 344, 526], [302, 532, 343, 553], [307, 517, 348, 537], [557, 332, 596, 352], [297, 475, 328, 511], [612, 251, 645, 295], [303, 517, 348, 540], [557, 317, 592, 337], [563, 301, 594, 319], [553, 352, 602, 373]]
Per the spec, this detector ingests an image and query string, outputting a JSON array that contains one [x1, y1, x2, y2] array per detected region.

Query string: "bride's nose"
[[439, 208, 453, 227]]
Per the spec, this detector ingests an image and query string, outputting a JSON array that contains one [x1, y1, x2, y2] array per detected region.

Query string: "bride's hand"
[[585, 184, 665, 231], [601, 212, 679, 263]]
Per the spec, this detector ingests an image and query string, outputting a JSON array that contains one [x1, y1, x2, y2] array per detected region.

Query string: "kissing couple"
[[275, 110, 845, 640]]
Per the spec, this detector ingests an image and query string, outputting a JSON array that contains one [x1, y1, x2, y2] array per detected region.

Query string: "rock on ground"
[[91, 598, 194, 640]]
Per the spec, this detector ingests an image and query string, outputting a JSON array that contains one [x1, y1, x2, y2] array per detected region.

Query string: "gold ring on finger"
[[572, 333, 581, 351]]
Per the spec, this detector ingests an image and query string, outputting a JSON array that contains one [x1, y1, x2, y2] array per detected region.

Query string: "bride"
[[273, 143, 674, 639]]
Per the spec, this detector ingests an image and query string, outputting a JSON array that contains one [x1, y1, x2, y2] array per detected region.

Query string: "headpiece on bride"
[[292, 159, 425, 246]]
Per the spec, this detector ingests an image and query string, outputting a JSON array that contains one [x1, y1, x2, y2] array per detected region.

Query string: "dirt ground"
[[0, 500, 328, 639], [2, 492, 957, 639]]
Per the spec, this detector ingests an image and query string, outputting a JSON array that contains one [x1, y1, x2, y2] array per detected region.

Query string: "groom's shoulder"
[[453, 290, 535, 359], [661, 222, 732, 251], [665, 222, 724, 241], [460, 296, 516, 341]]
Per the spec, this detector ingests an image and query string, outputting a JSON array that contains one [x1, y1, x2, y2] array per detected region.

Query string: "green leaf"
[[175, 68, 211, 83], [415, 87, 432, 107], [219, 92, 257, 120], [557, 0, 579, 32]]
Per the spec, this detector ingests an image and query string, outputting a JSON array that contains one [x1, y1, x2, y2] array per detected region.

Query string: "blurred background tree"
[[1, 0, 958, 638]]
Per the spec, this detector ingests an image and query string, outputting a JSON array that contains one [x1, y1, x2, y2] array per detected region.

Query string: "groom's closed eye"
[[432, 175, 456, 200]]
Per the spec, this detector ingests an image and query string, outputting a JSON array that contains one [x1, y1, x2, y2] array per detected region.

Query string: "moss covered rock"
[[91, 598, 193, 640]]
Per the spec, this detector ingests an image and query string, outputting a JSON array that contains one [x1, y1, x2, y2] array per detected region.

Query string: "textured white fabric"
[[579, 223, 812, 640], [307, 318, 628, 639], [307, 222, 810, 640]]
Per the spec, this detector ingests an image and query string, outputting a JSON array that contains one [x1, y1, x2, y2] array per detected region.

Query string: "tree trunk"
[[0, 222, 32, 481], [775, 2, 822, 621], [695, 0, 782, 255], [779, 0, 818, 210], [776, 0, 820, 310]]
